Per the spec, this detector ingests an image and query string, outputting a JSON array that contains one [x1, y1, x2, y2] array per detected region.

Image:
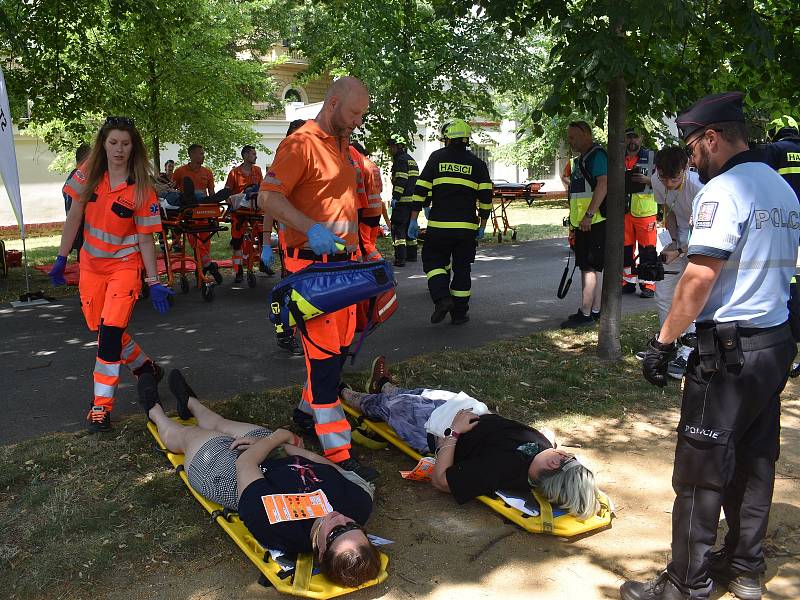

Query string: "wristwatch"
[[443, 428, 460, 439], [585, 211, 595, 218]]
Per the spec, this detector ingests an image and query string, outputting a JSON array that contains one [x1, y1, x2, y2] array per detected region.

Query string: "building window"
[[472, 145, 494, 178], [284, 88, 303, 103]]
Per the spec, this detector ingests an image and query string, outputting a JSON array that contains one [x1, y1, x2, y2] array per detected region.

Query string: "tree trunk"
[[597, 74, 627, 360], [148, 58, 160, 174], [152, 134, 161, 175]]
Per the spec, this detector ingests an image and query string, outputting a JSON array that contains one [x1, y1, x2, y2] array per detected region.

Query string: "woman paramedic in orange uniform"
[[49, 116, 175, 433]]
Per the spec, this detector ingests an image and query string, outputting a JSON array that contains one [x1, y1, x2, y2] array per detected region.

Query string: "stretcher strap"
[[294, 553, 314, 592]]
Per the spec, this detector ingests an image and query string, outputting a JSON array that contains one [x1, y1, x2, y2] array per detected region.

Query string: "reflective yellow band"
[[478, 182, 493, 190], [427, 220, 479, 230], [778, 167, 800, 175], [426, 268, 448, 279], [412, 194, 427, 202], [393, 186, 405, 193], [450, 289, 471, 297], [479, 202, 493, 210], [416, 179, 432, 189], [408, 170, 419, 176], [395, 172, 408, 179], [394, 239, 406, 246], [433, 176, 479, 190], [397, 197, 415, 203]]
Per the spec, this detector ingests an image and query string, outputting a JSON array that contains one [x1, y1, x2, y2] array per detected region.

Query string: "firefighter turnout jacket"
[[391, 150, 419, 208], [413, 143, 493, 235]]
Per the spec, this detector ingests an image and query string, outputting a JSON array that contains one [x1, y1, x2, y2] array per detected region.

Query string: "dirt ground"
[[109, 391, 800, 600]]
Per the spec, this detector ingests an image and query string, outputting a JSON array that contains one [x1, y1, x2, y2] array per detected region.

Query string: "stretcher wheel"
[[201, 283, 215, 302], [512, 231, 518, 242], [247, 272, 257, 288], [180, 275, 190, 294]]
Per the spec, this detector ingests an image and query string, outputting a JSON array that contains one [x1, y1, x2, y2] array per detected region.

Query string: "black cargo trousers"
[[666, 322, 796, 598]]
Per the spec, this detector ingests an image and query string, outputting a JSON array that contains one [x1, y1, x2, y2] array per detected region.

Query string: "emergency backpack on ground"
[[269, 260, 397, 357]]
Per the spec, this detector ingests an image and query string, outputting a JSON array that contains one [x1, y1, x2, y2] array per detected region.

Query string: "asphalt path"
[[1, 238, 653, 444]]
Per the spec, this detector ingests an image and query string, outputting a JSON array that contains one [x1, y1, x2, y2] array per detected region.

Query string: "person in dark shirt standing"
[[62, 143, 90, 261]]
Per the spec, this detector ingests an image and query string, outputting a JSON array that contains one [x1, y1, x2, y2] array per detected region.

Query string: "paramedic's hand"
[[642, 335, 677, 387], [48, 255, 68, 286], [451, 409, 480, 435], [476, 226, 485, 241], [260, 244, 274, 270], [149, 283, 175, 314], [424, 206, 431, 219], [408, 220, 419, 239], [307, 223, 346, 255]]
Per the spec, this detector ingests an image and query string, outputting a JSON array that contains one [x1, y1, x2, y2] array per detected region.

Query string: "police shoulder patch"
[[695, 201, 718, 229]]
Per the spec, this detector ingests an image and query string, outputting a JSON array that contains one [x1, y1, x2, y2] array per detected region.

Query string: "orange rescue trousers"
[[622, 213, 657, 291]]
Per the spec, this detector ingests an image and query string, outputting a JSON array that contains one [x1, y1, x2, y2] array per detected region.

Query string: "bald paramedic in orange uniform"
[[259, 77, 377, 481], [50, 116, 175, 433]]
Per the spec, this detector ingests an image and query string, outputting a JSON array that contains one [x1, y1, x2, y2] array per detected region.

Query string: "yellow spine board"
[[147, 419, 389, 598], [342, 403, 614, 538]]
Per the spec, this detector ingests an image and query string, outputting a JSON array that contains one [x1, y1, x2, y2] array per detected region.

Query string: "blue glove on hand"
[[149, 283, 175, 315], [423, 206, 431, 219], [306, 223, 346, 256], [476, 226, 486, 241], [408, 220, 419, 239], [391, 198, 397, 209], [260, 244, 274, 270], [48, 255, 68, 286]]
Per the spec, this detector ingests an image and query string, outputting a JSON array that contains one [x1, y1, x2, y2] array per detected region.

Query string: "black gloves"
[[642, 335, 677, 387]]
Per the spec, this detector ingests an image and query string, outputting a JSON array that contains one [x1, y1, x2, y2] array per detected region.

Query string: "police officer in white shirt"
[[621, 92, 799, 600], [649, 147, 704, 378]]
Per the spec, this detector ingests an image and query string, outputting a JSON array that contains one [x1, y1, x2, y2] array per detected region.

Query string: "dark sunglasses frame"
[[104, 115, 135, 129], [684, 127, 724, 157], [325, 522, 364, 549]]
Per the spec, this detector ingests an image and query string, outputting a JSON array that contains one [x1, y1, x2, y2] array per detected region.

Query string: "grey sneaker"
[[667, 356, 687, 379], [635, 351, 647, 361]]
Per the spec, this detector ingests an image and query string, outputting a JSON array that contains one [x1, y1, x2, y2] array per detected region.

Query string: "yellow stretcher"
[[147, 418, 389, 598], [343, 404, 614, 538]]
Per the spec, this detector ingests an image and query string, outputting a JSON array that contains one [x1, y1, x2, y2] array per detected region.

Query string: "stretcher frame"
[[490, 182, 545, 243], [160, 203, 228, 302], [342, 403, 614, 538], [147, 418, 389, 598], [223, 203, 269, 288]]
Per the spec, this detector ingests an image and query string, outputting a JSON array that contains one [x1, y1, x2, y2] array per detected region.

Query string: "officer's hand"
[[306, 223, 346, 255], [476, 226, 485, 241], [48, 255, 68, 286], [408, 220, 419, 239], [260, 244, 274, 270], [642, 335, 677, 387], [423, 206, 431, 219], [579, 216, 592, 232], [149, 283, 175, 315]]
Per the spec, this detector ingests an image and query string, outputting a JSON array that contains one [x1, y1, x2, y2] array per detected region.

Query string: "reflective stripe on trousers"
[[120, 332, 150, 371], [93, 357, 120, 410]]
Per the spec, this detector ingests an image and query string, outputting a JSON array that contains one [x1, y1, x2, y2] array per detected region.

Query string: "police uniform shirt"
[[688, 151, 799, 327], [650, 169, 704, 249]]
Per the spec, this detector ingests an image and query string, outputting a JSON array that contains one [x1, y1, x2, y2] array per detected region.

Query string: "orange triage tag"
[[261, 490, 333, 525], [400, 456, 436, 481]]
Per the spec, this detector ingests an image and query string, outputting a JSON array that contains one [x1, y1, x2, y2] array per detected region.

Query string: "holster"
[[696, 324, 719, 376], [716, 321, 744, 372]]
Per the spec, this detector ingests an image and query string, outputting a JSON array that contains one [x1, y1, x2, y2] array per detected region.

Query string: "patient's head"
[[528, 448, 599, 520], [314, 512, 380, 587]]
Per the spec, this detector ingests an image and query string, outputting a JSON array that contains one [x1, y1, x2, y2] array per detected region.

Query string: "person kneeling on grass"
[[341, 357, 601, 520], [138, 369, 380, 587]]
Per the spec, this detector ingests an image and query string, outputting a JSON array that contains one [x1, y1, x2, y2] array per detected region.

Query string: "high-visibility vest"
[[568, 146, 607, 227], [629, 149, 657, 217]]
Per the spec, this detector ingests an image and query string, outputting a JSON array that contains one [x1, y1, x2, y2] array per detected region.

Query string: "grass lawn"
[[0, 199, 569, 303], [0, 311, 675, 598]]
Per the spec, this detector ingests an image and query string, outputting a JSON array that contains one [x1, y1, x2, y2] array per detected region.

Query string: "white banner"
[[0, 65, 24, 239]]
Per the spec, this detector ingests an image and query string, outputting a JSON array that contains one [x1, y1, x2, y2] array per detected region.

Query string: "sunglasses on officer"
[[684, 127, 724, 157], [104, 115, 135, 129]]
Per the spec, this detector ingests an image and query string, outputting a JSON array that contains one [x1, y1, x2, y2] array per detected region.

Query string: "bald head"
[[318, 77, 369, 139]]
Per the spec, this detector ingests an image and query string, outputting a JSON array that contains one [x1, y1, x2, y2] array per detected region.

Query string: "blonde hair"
[[81, 118, 153, 210], [536, 462, 599, 520]]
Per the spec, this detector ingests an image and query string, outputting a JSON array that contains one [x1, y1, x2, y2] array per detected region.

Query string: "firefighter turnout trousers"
[[422, 230, 476, 318], [391, 204, 416, 263], [666, 323, 795, 597]]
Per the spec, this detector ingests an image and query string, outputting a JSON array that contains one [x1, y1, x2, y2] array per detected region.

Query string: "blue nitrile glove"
[[391, 198, 397, 209], [149, 283, 175, 315], [408, 220, 419, 239], [48, 255, 68, 286], [424, 206, 431, 219], [260, 244, 274, 270], [306, 223, 346, 255], [476, 226, 486, 241]]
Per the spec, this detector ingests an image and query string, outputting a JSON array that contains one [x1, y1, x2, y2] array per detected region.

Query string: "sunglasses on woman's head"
[[325, 522, 364, 548], [104, 116, 135, 128]]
